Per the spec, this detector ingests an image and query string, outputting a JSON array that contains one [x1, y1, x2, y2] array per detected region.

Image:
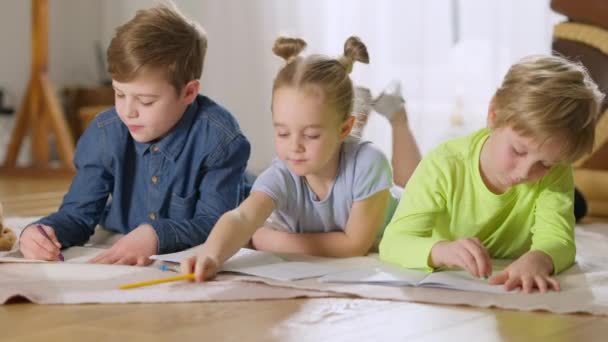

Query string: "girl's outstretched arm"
[[182, 191, 276, 281]]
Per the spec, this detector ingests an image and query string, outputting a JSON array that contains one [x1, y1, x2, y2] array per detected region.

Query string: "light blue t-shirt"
[[252, 138, 398, 235]]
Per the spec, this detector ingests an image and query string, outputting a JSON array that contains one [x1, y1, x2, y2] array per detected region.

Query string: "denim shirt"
[[36, 94, 251, 254]]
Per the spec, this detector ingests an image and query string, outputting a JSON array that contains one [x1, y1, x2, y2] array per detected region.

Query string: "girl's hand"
[[181, 253, 219, 282], [488, 250, 558, 293], [430, 238, 492, 278]]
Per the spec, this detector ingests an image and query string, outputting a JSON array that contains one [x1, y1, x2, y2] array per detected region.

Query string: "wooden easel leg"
[[1, 0, 75, 175], [40, 74, 75, 169], [4, 79, 33, 168], [30, 77, 50, 167], [36, 104, 50, 165]]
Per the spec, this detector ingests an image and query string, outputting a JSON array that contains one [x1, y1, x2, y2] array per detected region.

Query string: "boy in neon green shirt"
[[380, 55, 604, 294]]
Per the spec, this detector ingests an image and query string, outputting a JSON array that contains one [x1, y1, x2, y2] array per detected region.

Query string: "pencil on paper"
[[119, 273, 195, 289]]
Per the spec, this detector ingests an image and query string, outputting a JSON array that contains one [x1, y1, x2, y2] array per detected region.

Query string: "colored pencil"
[[119, 273, 195, 289], [37, 224, 64, 262]]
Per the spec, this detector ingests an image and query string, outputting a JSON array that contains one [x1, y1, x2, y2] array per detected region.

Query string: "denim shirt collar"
[[133, 99, 199, 160]]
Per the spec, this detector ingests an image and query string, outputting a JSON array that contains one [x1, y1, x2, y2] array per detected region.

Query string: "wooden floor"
[[1, 176, 607, 341]]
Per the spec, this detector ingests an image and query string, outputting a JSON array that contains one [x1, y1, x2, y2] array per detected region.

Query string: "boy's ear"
[[487, 96, 497, 129], [340, 115, 356, 140], [182, 80, 200, 104]]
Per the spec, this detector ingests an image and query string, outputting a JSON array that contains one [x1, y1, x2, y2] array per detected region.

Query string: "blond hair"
[[271, 36, 369, 121], [107, 3, 207, 93], [493, 55, 605, 163]]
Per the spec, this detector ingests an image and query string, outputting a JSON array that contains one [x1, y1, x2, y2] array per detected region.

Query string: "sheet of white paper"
[[149, 247, 197, 263], [230, 262, 345, 282], [320, 265, 511, 294], [313, 255, 388, 269], [153, 248, 342, 281], [151, 247, 286, 269], [319, 266, 427, 286], [222, 248, 285, 270], [421, 271, 511, 294]]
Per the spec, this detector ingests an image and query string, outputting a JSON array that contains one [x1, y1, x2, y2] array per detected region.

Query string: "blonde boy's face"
[[271, 86, 352, 177], [112, 70, 198, 143], [481, 124, 563, 194]]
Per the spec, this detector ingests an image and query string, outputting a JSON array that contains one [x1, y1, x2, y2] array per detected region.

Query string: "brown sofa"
[[551, 0, 608, 217]]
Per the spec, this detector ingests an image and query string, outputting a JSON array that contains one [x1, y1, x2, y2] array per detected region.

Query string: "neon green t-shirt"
[[379, 128, 575, 274]]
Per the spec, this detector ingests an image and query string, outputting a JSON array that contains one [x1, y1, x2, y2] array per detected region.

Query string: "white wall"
[[0, 0, 102, 164], [0, 0, 564, 172], [180, 0, 562, 171], [99, 0, 297, 173], [0, 1, 29, 112], [0, 0, 102, 109]]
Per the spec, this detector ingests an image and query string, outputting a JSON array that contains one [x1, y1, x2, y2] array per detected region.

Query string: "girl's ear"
[[182, 80, 200, 104], [340, 115, 356, 140]]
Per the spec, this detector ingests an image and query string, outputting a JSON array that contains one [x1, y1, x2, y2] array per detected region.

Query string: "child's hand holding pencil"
[[19, 224, 64, 261], [181, 254, 220, 282], [119, 253, 220, 289], [120, 273, 196, 289]]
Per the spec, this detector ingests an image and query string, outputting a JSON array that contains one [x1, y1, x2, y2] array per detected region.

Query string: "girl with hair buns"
[[182, 36, 399, 282]]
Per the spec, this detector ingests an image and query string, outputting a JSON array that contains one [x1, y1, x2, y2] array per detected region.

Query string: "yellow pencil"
[[119, 273, 195, 290]]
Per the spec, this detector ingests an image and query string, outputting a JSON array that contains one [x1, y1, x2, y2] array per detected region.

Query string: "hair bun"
[[273, 37, 307, 63], [340, 36, 369, 73]]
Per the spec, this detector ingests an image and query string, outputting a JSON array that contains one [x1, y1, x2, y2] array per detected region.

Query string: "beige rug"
[[3, 217, 608, 316], [0, 263, 333, 304]]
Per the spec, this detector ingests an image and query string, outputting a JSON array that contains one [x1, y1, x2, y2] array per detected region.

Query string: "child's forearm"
[[391, 115, 421, 187], [530, 237, 575, 275], [379, 229, 443, 270], [253, 228, 370, 257], [202, 210, 259, 264]]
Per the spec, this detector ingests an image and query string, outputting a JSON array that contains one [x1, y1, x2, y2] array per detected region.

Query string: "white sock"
[[373, 81, 405, 121]]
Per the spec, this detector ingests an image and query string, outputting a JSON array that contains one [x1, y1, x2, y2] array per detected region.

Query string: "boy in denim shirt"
[[19, 4, 251, 265]]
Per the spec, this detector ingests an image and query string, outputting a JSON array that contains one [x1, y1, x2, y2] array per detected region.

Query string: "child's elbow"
[[342, 239, 374, 257], [378, 245, 392, 264], [562, 245, 577, 272], [377, 239, 402, 265], [340, 248, 368, 258], [551, 243, 576, 275], [349, 246, 371, 257]]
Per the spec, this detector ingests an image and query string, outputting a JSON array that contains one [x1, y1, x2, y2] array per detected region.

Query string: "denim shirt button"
[[151, 176, 159, 184], [148, 212, 157, 220], [151, 145, 160, 153]]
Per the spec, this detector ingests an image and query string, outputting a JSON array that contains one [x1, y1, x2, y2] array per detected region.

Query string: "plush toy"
[[0, 202, 16, 251]]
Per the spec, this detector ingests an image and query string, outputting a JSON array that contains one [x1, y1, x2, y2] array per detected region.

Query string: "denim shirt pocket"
[[168, 190, 199, 219]]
